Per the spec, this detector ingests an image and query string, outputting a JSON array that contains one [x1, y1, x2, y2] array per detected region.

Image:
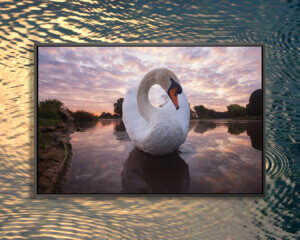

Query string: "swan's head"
[[155, 68, 183, 110]]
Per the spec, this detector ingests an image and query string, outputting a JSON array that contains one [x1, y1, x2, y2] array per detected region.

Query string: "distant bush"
[[112, 114, 120, 119], [38, 99, 98, 126], [39, 99, 63, 109], [227, 104, 247, 118], [194, 105, 216, 119], [73, 110, 98, 122], [38, 99, 63, 120], [113, 98, 124, 117], [99, 112, 113, 119], [211, 111, 229, 118]]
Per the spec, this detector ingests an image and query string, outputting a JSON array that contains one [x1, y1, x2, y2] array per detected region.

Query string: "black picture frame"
[[34, 43, 265, 197]]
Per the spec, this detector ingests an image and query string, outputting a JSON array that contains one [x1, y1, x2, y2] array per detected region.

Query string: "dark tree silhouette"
[[39, 99, 63, 109], [246, 89, 262, 116], [194, 105, 216, 119], [227, 104, 246, 118], [213, 111, 229, 118], [193, 105, 231, 119], [99, 112, 113, 119], [38, 99, 64, 120], [190, 108, 197, 119], [73, 110, 98, 122], [114, 98, 124, 117]]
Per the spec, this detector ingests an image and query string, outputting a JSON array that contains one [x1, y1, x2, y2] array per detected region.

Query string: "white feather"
[[122, 69, 190, 156]]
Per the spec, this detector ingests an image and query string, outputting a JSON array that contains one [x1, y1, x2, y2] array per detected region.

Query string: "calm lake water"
[[62, 120, 262, 194]]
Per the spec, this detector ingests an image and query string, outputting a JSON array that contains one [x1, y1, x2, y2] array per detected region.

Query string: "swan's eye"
[[169, 78, 182, 95], [177, 85, 182, 94]]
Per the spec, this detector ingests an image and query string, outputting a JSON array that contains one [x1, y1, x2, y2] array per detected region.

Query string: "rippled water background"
[[0, 0, 299, 239]]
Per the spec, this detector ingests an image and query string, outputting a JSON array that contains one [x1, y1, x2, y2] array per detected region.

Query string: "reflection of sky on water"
[[63, 119, 262, 194], [64, 121, 134, 193]]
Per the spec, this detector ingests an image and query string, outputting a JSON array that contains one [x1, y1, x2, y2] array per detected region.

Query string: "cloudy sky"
[[38, 46, 261, 115]]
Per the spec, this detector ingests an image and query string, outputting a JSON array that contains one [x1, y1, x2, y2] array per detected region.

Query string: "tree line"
[[99, 98, 124, 119], [38, 98, 124, 126], [39, 88, 262, 125], [38, 99, 98, 126], [191, 89, 262, 119], [108, 89, 262, 120]]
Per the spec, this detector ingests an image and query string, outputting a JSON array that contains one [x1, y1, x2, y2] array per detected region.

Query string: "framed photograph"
[[35, 43, 264, 195]]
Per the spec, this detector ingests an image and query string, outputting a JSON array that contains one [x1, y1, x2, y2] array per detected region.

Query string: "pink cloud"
[[39, 46, 262, 113]]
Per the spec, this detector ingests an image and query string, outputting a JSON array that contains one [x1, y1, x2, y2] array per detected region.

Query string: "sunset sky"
[[38, 46, 261, 115]]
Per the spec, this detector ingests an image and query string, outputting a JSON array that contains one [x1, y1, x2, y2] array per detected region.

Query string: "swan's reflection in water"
[[122, 148, 190, 193]]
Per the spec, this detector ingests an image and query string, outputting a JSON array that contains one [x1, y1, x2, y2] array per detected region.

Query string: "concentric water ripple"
[[0, 0, 299, 239], [266, 144, 293, 178]]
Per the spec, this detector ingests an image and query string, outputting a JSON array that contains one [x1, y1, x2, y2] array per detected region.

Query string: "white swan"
[[123, 68, 190, 156]]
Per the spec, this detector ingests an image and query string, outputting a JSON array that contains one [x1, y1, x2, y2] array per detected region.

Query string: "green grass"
[[38, 117, 62, 127]]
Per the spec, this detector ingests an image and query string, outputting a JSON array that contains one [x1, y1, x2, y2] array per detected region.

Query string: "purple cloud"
[[39, 46, 262, 114]]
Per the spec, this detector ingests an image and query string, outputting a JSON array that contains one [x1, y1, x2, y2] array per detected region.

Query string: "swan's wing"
[[122, 87, 148, 142]]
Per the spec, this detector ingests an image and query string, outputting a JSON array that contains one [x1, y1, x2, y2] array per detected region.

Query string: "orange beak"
[[169, 87, 179, 110]]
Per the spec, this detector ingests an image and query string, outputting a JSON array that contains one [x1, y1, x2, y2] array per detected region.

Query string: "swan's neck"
[[137, 73, 157, 122]]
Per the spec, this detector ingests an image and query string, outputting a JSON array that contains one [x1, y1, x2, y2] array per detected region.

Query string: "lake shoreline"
[[37, 118, 262, 193], [37, 123, 77, 193], [74, 118, 263, 124], [37, 120, 100, 193], [190, 119, 262, 122]]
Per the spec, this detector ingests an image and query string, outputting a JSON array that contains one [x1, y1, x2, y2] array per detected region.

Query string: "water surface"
[[62, 120, 262, 194]]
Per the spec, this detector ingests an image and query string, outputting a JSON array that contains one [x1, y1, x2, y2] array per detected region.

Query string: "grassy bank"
[[37, 99, 100, 193], [38, 117, 62, 127]]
